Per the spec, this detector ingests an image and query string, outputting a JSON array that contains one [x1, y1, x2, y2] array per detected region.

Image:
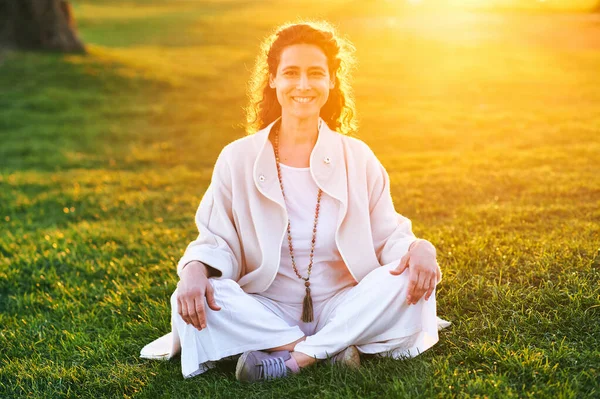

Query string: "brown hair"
[[245, 20, 357, 135]]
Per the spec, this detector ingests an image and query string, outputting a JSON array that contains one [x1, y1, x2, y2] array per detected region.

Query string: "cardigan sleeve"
[[367, 154, 418, 265], [176, 147, 242, 280]]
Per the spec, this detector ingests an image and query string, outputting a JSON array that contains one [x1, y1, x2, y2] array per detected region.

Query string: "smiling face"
[[269, 43, 335, 122]]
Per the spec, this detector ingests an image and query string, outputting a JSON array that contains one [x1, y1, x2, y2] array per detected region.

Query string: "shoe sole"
[[235, 351, 251, 381], [338, 346, 361, 369]]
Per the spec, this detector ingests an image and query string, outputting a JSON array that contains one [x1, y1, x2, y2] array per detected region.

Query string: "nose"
[[297, 73, 310, 90]]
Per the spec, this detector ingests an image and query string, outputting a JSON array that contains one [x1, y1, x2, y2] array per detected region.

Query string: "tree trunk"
[[0, 0, 85, 53]]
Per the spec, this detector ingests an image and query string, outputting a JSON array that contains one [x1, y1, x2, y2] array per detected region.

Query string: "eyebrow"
[[281, 66, 327, 72]]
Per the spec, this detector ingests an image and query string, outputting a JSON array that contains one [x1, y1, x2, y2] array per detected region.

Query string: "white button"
[[259, 175, 266, 182], [324, 157, 331, 164]]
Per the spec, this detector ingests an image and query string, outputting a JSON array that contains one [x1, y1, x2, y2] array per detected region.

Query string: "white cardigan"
[[177, 118, 418, 293]]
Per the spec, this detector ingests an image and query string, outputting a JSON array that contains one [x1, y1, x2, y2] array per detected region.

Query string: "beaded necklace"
[[273, 123, 322, 323]]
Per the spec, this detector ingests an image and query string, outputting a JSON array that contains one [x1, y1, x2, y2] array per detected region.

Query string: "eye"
[[283, 71, 298, 76], [311, 71, 326, 76]]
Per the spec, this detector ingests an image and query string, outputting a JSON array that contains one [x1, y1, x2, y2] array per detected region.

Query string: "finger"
[[418, 272, 431, 303], [417, 271, 428, 292], [418, 288, 427, 303], [425, 276, 436, 301], [178, 297, 191, 325], [194, 297, 207, 329], [410, 291, 418, 305], [187, 299, 202, 330], [390, 253, 410, 275], [205, 284, 221, 311], [412, 286, 428, 304], [406, 271, 418, 304], [411, 270, 429, 304]]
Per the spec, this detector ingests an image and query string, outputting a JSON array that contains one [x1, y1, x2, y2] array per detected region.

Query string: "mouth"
[[292, 96, 315, 104]]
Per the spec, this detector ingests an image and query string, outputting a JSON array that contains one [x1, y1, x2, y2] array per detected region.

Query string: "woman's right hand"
[[177, 261, 221, 330]]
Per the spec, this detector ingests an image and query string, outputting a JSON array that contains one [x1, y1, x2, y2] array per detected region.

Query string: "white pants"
[[161, 263, 447, 378]]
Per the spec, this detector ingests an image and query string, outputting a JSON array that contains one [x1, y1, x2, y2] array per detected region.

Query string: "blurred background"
[[1, 1, 599, 398], [2, 0, 599, 169]]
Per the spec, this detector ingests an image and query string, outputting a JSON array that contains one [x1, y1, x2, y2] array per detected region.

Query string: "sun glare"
[[400, 0, 598, 10]]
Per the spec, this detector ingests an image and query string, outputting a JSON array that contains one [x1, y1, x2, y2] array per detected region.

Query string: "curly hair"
[[245, 20, 358, 135]]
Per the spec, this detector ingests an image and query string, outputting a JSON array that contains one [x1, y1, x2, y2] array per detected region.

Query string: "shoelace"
[[258, 356, 288, 380]]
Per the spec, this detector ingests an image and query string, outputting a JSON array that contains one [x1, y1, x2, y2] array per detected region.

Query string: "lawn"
[[0, 0, 599, 397]]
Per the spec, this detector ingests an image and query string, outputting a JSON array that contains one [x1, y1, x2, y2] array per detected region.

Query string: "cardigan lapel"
[[309, 120, 348, 208], [252, 118, 348, 210], [252, 123, 285, 210]]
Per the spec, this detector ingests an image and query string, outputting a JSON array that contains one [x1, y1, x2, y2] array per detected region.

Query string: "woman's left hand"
[[389, 239, 441, 305]]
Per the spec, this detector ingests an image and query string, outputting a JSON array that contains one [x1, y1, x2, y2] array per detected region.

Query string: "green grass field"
[[1, 0, 599, 397]]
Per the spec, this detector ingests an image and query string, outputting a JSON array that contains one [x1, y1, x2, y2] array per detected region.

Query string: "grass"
[[1, 0, 599, 397]]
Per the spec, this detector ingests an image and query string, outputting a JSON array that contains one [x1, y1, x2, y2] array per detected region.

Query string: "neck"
[[277, 113, 319, 147]]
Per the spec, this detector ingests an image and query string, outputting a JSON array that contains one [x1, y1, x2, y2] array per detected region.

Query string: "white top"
[[260, 163, 356, 304]]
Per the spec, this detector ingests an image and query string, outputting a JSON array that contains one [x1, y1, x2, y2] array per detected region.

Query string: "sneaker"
[[328, 346, 361, 369], [235, 350, 292, 382]]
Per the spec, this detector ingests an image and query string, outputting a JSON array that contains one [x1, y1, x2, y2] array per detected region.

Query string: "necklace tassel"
[[301, 287, 314, 323], [274, 123, 319, 323]]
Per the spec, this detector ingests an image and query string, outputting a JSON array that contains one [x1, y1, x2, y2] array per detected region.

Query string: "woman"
[[141, 21, 448, 382]]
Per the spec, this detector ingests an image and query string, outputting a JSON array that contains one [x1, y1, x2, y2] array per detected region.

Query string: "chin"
[[288, 107, 321, 120]]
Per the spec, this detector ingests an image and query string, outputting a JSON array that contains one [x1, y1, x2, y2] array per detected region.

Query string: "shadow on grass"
[[0, 44, 251, 175], [76, 0, 257, 48], [0, 49, 178, 172]]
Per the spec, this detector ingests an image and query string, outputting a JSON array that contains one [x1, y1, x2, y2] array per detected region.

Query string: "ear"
[[329, 79, 335, 89], [269, 73, 276, 89]]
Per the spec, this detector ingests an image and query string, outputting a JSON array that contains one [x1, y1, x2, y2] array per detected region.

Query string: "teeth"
[[293, 97, 313, 103]]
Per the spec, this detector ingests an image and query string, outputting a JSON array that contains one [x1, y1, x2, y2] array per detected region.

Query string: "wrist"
[[409, 239, 436, 255], [182, 261, 210, 278]]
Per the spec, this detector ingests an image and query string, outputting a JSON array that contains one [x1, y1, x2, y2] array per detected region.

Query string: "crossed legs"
[[265, 263, 439, 369], [171, 263, 439, 377]]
